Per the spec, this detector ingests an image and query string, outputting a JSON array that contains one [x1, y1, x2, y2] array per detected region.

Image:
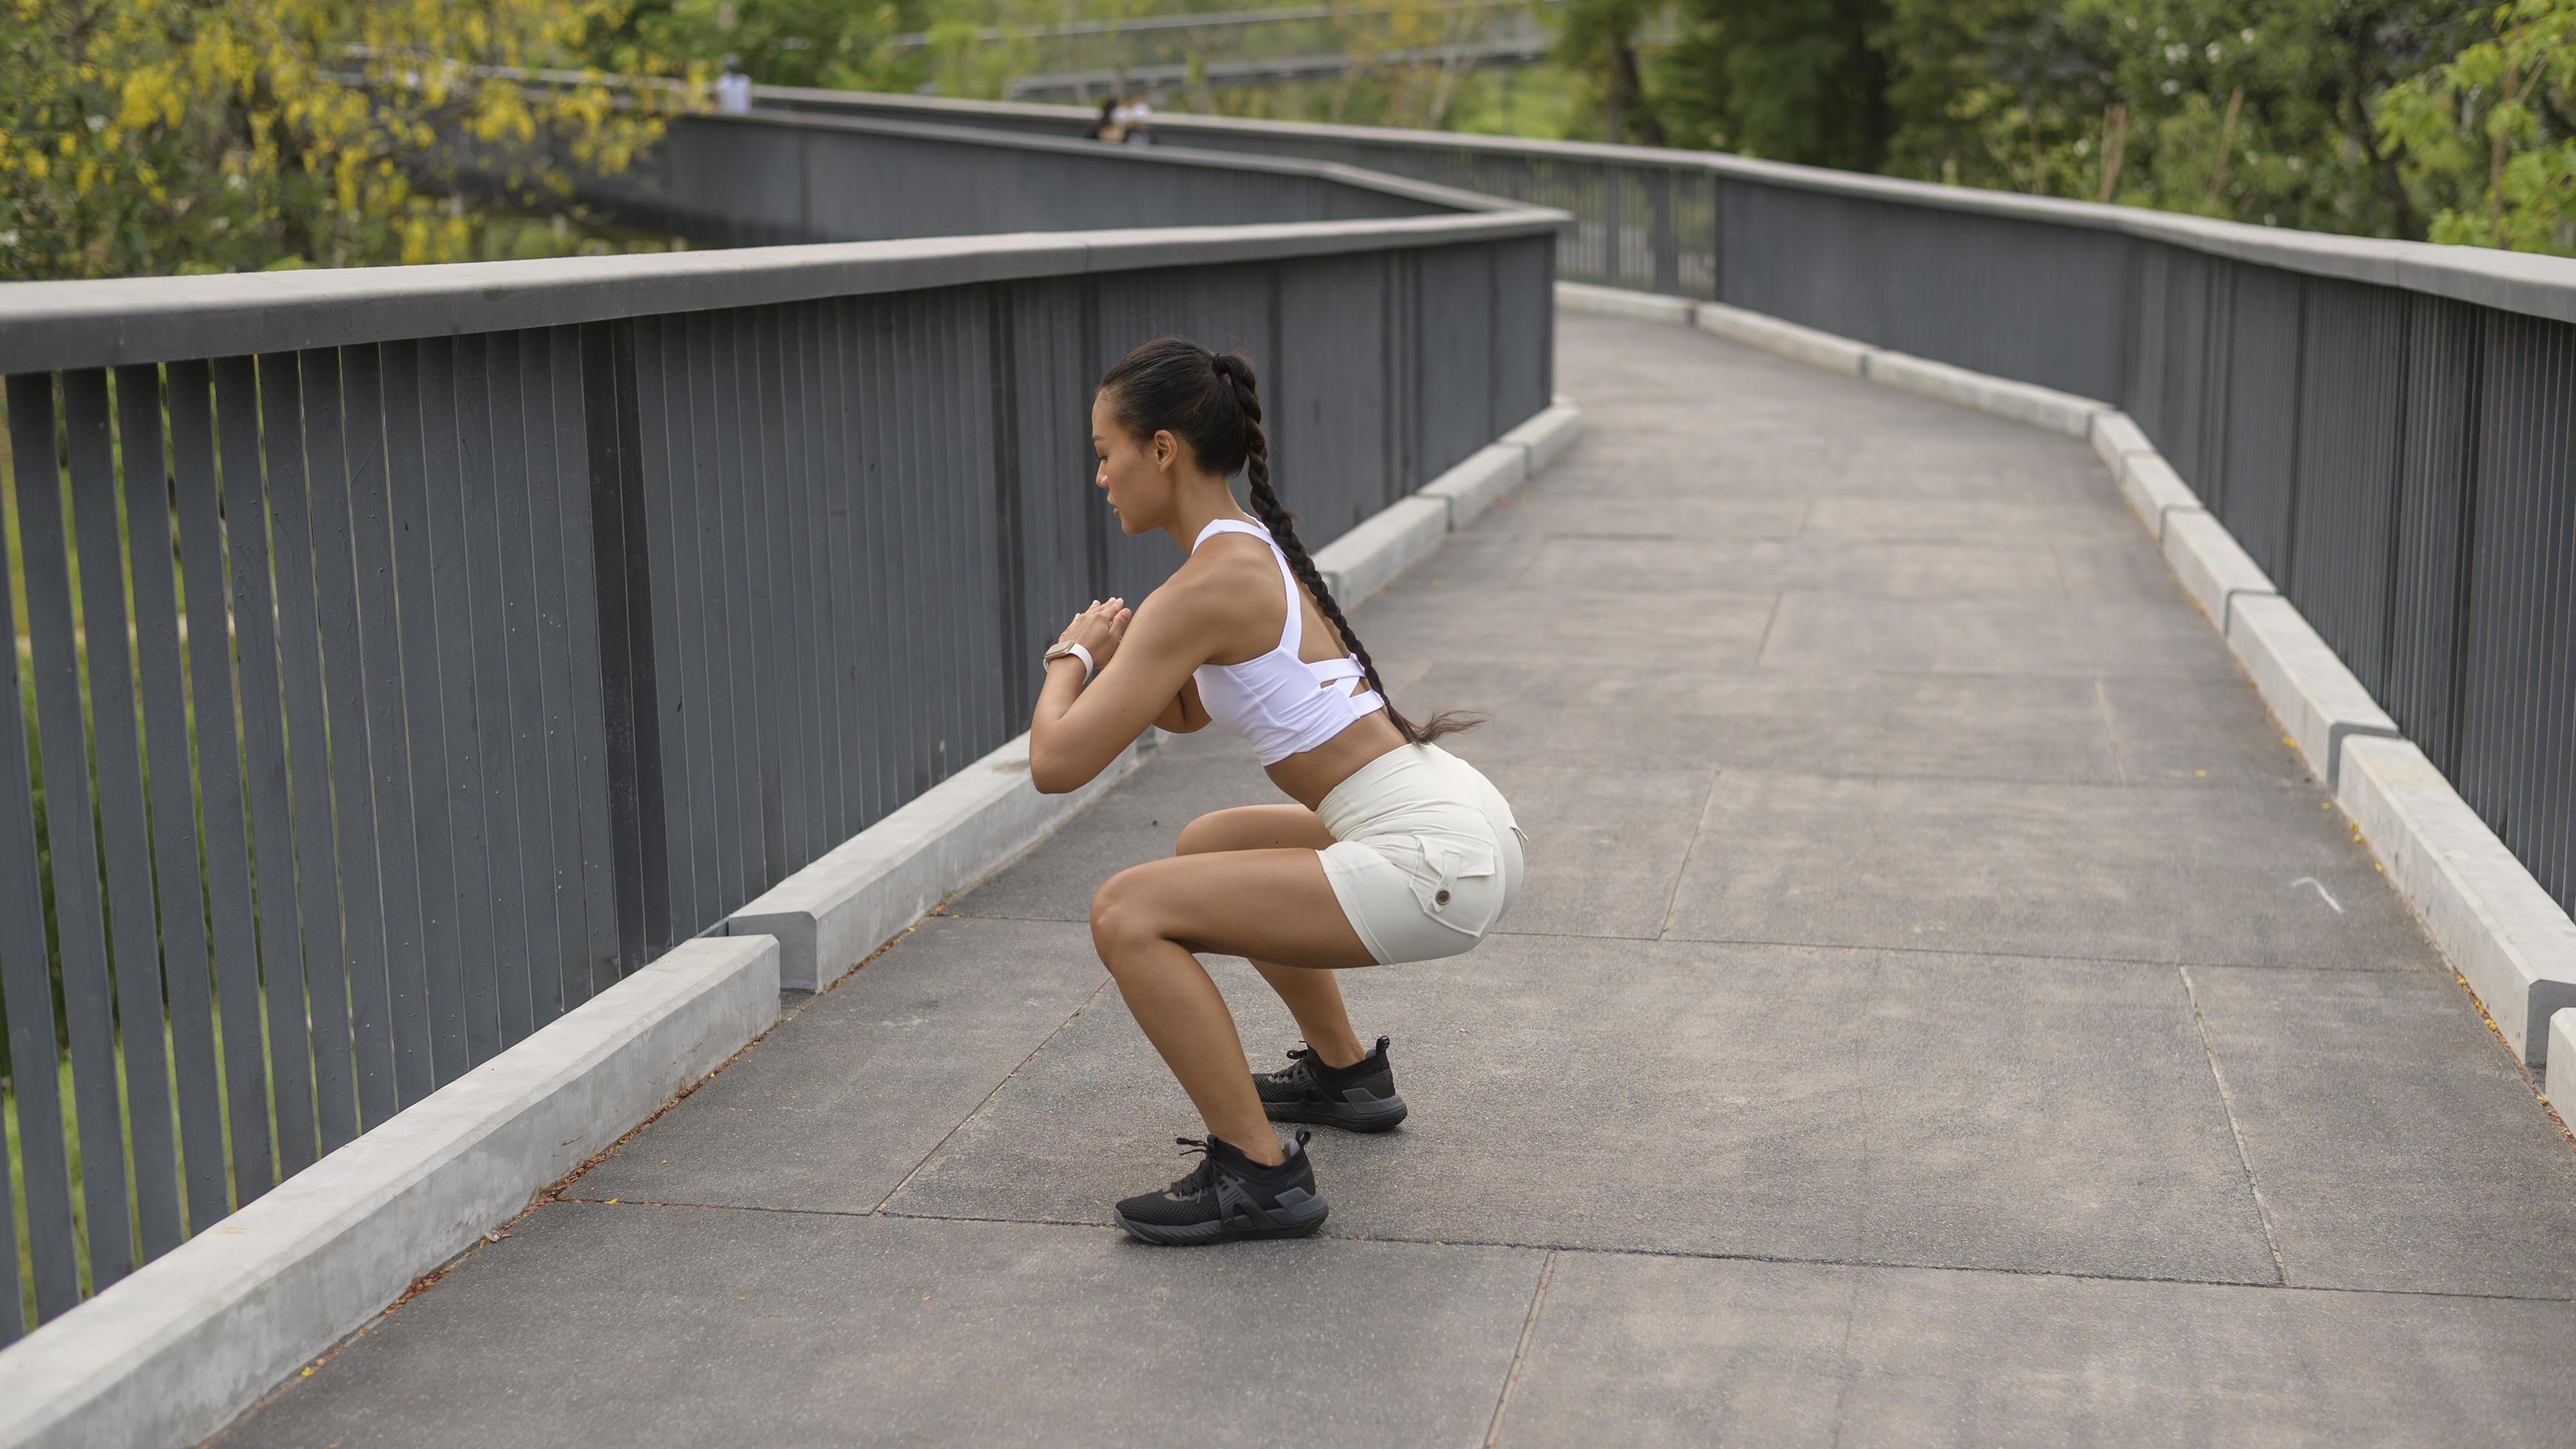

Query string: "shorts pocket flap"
[[1411, 834, 1499, 920]]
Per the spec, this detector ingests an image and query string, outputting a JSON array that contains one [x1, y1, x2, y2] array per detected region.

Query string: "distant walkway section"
[[221, 311, 2576, 1446]]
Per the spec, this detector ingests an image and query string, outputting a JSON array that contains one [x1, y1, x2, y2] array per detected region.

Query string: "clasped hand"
[[1056, 597, 1132, 671]]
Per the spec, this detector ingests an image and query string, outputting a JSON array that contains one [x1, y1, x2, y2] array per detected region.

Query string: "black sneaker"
[[1112, 1131, 1330, 1246], [1256, 1035, 1409, 1133]]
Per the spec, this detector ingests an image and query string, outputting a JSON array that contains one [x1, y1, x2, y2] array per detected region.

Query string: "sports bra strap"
[[1190, 518, 1302, 657], [1309, 656, 1366, 683], [1189, 518, 1271, 551]]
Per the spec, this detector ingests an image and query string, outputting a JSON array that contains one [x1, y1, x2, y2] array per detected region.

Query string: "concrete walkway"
[[220, 313, 2576, 1446]]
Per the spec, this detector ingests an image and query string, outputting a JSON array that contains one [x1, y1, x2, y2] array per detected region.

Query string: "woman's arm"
[[1029, 588, 1209, 794], [1155, 676, 1209, 734]]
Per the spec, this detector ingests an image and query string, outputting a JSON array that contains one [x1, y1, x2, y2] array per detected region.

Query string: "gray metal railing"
[[770, 89, 2576, 930], [0, 139, 1560, 1337], [484, 109, 1514, 249]]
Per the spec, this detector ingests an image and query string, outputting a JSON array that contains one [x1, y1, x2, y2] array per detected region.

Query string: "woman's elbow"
[[1028, 747, 1091, 795]]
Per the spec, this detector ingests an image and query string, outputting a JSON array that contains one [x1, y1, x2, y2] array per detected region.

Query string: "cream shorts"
[[1316, 742, 1527, 966]]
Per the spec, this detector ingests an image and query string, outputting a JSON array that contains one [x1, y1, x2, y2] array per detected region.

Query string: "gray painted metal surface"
[[0, 126, 1557, 1339], [769, 89, 2574, 930]]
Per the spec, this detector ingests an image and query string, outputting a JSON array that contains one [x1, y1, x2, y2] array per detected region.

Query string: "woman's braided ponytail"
[[1102, 338, 1479, 748]]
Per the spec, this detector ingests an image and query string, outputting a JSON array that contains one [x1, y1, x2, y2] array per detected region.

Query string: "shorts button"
[[1434, 889, 1451, 906]]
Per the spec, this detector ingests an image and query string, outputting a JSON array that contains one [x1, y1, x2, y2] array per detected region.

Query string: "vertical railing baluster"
[[522, 330, 597, 1009], [580, 322, 653, 976], [379, 341, 467, 1083], [305, 346, 399, 1128], [162, 361, 251, 1232], [488, 334, 566, 1029], [680, 312, 744, 914], [29, 370, 139, 1290], [90, 364, 183, 1263], [632, 316, 696, 936], [547, 326, 620, 1001], [1, 373, 85, 1321], [456, 335, 535, 1045], [213, 358, 296, 1190], [418, 339, 501, 1065], [343, 344, 434, 1104]]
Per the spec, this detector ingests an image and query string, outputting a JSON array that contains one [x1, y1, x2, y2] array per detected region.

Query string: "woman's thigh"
[[1174, 803, 1337, 855], [1093, 848, 1375, 970]]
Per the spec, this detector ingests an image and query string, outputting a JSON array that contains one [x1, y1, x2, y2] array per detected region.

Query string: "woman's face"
[[1091, 391, 1173, 537]]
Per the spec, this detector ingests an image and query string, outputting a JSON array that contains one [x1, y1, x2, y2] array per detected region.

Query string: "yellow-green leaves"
[[1, 0, 696, 279]]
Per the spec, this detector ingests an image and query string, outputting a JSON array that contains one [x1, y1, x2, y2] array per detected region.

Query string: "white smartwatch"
[[1043, 640, 1095, 680]]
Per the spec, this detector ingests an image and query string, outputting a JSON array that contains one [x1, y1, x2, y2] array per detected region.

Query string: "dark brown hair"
[[1099, 336, 1479, 747]]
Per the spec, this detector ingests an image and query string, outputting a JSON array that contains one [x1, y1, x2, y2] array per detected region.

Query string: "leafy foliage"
[[2376, 0, 2576, 251], [1599, 0, 2564, 254], [0, 0, 691, 279]]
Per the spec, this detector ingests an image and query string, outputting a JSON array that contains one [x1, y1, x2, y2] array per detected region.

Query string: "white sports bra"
[[1189, 518, 1386, 765]]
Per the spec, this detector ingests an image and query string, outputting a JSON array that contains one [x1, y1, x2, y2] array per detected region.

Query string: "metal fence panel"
[[0, 174, 1556, 1333]]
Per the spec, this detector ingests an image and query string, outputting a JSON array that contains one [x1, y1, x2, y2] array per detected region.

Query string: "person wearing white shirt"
[[715, 59, 753, 115]]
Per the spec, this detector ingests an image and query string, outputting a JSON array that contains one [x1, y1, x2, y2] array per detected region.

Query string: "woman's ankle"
[[1215, 1133, 1290, 1170]]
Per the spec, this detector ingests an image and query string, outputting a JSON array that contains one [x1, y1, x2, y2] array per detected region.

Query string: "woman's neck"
[[1167, 489, 1261, 553]]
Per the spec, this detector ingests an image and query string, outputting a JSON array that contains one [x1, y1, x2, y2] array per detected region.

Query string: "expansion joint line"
[[1656, 767, 1723, 940], [1483, 1248, 1558, 1448], [871, 977, 1114, 1214], [2178, 965, 2289, 1285]]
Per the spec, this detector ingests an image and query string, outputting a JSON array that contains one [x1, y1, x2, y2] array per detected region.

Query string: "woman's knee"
[[1088, 866, 1159, 961]]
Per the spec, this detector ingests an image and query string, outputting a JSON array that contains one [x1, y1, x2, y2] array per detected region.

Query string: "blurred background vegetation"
[[3, 0, 2569, 283]]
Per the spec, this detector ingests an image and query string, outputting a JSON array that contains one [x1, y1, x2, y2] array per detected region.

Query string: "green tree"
[[1874, 0, 2108, 194], [1555, 0, 1669, 144], [2376, 0, 2576, 253], [611, 0, 930, 92], [2058, 0, 2471, 237], [1, 0, 688, 280], [1658, 0, 1891, 169]]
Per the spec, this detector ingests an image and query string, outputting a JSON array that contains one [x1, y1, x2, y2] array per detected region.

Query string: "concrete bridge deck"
[[217, 312, 2576, 1446]]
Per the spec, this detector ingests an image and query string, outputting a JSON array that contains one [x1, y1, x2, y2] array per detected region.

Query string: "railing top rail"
[[694, 108, 1524, 217], [0, 211, 1565, 374], [773, 87, 2576, 325]]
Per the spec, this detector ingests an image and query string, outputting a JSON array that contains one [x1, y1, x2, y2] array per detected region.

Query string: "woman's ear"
[[1153, 428, 1180, 473]]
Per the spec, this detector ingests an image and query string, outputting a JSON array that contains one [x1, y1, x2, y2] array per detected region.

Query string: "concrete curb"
[[1501, 399, 1583, 475], [1859, 350, 2108, 437], [2338, 738, 2576, 1068], [2159, 509, 2279, 632], [0, 935, 782, 1449], [1313, 495, 1452, 603], [2090, 410, 2158, 474], [1553, 279, 2576, 1076], [2224, 596, 2402, 790], [1553, 279, 1696, 326], [1692, 301, 1875, 375], [2549, 1014, 2575, 1124], [2118, 451, 2208, 542], [1414, 444, 1526, 532], [730, 733, 1148, 992]]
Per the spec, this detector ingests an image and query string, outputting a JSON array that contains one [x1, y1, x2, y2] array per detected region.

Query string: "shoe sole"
[[1262, 1095, 1409, 1133], [1113, 1202, 1330, 1246]]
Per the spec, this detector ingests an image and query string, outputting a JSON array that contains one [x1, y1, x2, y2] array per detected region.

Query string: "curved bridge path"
[[222, 312, 2576, 1445]]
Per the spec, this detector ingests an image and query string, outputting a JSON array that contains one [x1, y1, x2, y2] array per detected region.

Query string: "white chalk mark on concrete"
[[2292, 877, 2344, 914]]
